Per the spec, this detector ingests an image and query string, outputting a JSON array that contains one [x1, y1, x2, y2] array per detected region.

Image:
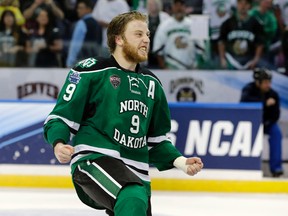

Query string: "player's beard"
[[122, 39, 148, 63]]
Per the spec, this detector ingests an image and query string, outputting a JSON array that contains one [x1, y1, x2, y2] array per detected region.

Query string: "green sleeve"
[[149, 141, 182, 171], [43, 69, 91, 146], [43, 118, 70, 147], [148, 85, 182, 171]]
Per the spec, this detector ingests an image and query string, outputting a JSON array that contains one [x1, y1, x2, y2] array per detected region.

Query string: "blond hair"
[[107, 11, 148, 53]]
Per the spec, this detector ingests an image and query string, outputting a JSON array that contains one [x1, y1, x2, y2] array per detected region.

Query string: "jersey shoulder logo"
[[77, 58, 97, 68], [110, 74, 121, 89], [68, 71, 81, 84]]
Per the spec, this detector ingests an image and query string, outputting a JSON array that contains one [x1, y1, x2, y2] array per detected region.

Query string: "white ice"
[[0, 187, 287, 216]]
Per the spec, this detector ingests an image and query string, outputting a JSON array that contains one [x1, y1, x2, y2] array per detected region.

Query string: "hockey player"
[[43, 11, 203, 216], [240, 68, 283, 177]]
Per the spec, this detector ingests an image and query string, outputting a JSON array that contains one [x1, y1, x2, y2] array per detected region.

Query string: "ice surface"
[[0, 188, 287, 216]]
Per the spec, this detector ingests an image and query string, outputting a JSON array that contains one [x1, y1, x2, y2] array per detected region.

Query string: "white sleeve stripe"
[[147, 135, 169, 143], [44, 114, 80, 131]]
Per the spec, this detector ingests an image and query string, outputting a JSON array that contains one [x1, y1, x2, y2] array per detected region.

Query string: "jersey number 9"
[[130, 115, 140, 134], [63, 83, 76, 101]]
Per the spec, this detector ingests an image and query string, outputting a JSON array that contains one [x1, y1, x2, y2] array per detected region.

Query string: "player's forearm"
[[149, 141, 182, 171], [44, 119, 71, 147]]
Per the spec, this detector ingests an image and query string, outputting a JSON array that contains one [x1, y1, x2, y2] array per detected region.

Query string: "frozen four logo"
[[110, 75, 121, 89], [69, 72, 81, 84]]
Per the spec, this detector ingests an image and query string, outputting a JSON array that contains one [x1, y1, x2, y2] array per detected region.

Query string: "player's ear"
[[115, 35, 124, 47]]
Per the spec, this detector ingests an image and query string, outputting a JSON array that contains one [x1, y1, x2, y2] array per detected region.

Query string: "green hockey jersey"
[[43, 56, 182, 184]]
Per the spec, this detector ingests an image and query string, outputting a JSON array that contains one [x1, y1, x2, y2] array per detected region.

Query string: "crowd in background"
[[0, 0, 288, 76]]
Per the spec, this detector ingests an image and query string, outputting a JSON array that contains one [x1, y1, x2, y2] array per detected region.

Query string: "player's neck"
[[112, 52, 137, 72]]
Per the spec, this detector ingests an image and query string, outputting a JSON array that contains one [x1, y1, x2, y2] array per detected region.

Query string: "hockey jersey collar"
[[110, 55, 141, 74]]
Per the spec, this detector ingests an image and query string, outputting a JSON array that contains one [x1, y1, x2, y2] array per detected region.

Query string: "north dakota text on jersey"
[[113, 128, 147, 149], [119, 99, 149, 118]]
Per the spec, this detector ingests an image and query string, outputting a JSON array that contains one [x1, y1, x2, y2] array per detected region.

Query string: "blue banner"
[[169, 103, 262, 170], [0, 101, 262, 170]]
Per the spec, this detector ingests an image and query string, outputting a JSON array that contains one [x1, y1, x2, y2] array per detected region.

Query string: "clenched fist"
[[54, 143, 74, 164], [185, 157, 204, 176], [173, 156, 204, 176]]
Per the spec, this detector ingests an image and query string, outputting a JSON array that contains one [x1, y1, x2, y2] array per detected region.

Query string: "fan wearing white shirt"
[[92, 0, 130, 57]]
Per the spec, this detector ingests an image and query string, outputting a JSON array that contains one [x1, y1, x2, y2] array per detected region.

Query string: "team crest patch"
[[110, 75, 121, 89], [68, 72, 81, 84]]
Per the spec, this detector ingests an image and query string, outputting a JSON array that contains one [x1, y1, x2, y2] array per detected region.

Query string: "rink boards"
[[1, 101, 287, 193], [0, 101, 263, 167]]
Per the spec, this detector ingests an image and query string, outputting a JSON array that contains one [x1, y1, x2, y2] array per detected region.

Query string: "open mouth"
[[139, 47, 148, 54]]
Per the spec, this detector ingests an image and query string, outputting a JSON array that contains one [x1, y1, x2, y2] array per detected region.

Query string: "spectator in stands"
[[22, 0, 64, 21], [0, 0, 25, 26], [92, 0, 130, 57], [131, 0, 147, 13], [252, 0, 262, 6], [0, 0, 19, 7], [55, 0, 79, 24], [22, 0, 64, 33], [274, 0, 288, 29], [147, 0, 170, 68], [0, 9, 28, 66], [161, 0, 173, 15], [282, 26, 288, 75], [66, 0, 102, 67], [240, 68, 284, 177], [203, 0, 235, 67], [249, 0, 279, 69], [152, 0, 205, 70], [274, 0, 288, 75], [218, 0, 266, 70], [185, 0, 203, 15], [26, 7, 63, 67], [55, 0, 97, 35]]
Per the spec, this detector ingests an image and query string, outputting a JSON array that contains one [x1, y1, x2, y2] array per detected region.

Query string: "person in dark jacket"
[[240, 68, 283, 177], [66, 0, 102, 67]]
